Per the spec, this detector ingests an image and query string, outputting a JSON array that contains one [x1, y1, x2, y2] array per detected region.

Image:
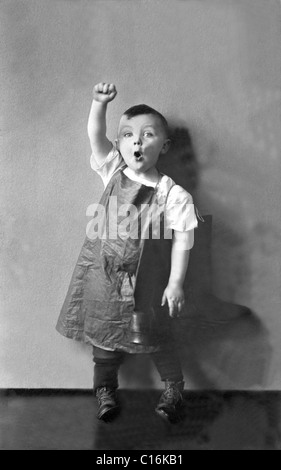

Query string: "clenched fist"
[[92, 82, 117, 103]]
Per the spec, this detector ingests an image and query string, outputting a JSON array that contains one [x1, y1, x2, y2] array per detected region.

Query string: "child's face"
[[116, 114, 170, 174]]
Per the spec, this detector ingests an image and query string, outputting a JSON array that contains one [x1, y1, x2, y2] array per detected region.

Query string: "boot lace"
[[97, 387, 115, 404], [162, 383, 181, 405]]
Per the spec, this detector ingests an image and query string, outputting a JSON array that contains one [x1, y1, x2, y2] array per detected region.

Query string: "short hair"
[[122, 104, 169, 136]]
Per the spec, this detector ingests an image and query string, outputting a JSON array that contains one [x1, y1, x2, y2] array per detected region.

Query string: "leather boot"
[[155, 380, 185, 423], [96, 387, 120, 422]]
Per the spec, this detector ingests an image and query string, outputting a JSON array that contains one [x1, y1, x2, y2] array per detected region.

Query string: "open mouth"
[[134, 151, 143, 160]]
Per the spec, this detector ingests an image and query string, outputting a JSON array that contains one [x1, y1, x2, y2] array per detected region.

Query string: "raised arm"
[[87, 82, 117, 166]]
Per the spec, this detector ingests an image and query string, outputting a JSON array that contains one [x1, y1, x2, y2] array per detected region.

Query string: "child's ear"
[[160, 139, 171, 155]]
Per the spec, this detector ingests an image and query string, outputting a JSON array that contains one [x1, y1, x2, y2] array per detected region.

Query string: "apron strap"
[[134, 172, 164, 289]]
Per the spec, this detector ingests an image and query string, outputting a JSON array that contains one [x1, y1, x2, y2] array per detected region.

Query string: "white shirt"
[[90, 146, 198, 235]]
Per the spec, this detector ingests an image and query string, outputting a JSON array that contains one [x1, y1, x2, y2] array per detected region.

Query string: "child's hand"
[[93, 82, 117, 103], [161, 283, 185, 318]]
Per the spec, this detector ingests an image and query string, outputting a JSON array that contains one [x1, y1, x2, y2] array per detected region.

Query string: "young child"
[[56, 82, 198, 423]]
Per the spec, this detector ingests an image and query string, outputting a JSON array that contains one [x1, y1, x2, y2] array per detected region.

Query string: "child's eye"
[[123, 132, 133, 138], [144, 131, 153, 137]]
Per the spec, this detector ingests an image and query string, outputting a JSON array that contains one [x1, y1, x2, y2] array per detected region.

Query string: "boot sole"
[[98, 405, 120, 422], [155, 403, 185, 424], [155, 407, 172, 423]]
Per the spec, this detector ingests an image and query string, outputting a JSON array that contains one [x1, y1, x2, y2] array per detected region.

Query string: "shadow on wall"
[[177, 214, 272, 390], [121, 125, 272, 390], [158, 125, 199, 193], [168, 125, 271, 389]]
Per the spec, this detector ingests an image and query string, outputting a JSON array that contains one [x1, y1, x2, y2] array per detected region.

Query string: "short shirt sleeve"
[[90, 145, 124, 188], [165, 185, 198, 232]]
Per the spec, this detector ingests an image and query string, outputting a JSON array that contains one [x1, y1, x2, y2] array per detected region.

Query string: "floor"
[[1, 390, 281, 450]]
